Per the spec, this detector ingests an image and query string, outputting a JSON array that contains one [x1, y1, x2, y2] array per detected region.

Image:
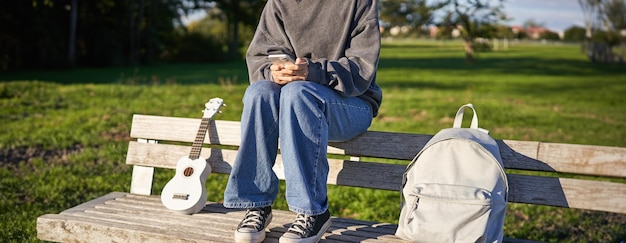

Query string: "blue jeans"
[[223, 80, 373, 215]]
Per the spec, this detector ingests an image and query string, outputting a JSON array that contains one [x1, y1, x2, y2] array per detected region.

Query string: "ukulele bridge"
[[172, 193, 189, 200]]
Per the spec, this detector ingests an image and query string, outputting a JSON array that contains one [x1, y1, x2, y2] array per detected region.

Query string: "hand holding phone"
[[268, 54, 308, 85], [268, 54, 295, 66]]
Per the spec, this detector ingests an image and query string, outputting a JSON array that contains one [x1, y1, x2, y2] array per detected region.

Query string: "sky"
[[182, 0, 585, 33], [503, 0, 584, 32]]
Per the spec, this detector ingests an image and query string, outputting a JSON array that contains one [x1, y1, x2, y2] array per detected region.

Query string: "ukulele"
[[161, 98, 224, 214]]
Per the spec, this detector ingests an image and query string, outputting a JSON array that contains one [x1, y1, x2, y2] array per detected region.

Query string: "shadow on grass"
[[0, 62, 250, 85], [378, 56, 624, 77], [1, 50, 624, 87], [376, 54, 626, 97]]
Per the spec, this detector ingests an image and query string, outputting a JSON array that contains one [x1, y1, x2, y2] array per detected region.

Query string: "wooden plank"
[[329, 131, 431, 160], [37, 213, 232, 242], [130, 114, 242, 146], [77, 208, 235, 238], [61, 192, 128, 214], [125, 142, 403, 191], [336, 133, 626, 178], [38, 192, 405, 243], [126, 142, 626, 213], [327, 159, 403, 191], [130, 114, 353, 155], [129, 115, 626, 178], [507, 174, 626, 214], [538, 142, 626, 178], [43, 193, 239, 241], [498, 140, 626, 178], [37, 192, 539, 243]]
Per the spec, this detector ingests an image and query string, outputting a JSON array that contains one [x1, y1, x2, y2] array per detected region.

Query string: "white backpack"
[[396, 104, 508, 243]]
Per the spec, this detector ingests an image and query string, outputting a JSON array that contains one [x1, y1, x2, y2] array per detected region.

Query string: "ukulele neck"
[[189, 117, 210, 160]]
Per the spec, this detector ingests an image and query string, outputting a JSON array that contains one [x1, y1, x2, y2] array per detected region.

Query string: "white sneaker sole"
[[234, 213, 273, 243], [234, 230, 265, 243]]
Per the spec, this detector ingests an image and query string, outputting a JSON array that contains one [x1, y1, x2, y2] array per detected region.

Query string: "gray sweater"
[[245, 0, 382, 117]]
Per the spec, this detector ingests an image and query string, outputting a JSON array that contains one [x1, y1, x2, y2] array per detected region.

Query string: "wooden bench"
[[37, 114, 626, 242]]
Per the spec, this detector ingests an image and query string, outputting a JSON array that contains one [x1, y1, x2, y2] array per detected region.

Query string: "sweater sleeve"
[[307, 14, 380, 97], [245, 0, 294, 84]]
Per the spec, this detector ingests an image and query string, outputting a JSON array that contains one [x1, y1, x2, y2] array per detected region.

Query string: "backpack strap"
[[453, 103, 490, 134], [453, 103, 479, 129]]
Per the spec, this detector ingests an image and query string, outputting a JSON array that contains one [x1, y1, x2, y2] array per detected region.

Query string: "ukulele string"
[[185, 116, 209, 200]]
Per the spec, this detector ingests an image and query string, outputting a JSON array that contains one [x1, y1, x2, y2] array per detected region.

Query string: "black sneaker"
[[234, 206, 273, 243], [279, 209, 331, 243]]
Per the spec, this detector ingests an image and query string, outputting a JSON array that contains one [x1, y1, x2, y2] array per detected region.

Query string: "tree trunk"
[[228, 0, 241, 59], [464, 39, 474, 63], [67, 0, 78, 67], [129, 0, 136, 65], [136, 0, 145, 64], [146, 0, 156, 64]]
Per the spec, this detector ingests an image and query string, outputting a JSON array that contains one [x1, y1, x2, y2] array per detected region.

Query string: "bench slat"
[[38, 192, 405, 243], [507, 174, 626, 214], [37, 213, 224, 242], [126, 142, 626, 214], [130, 115, 242, 146], [80, 208, 235, 237], [126, 141, 403, 191], [34, 192, 565, 243], [130, 115, 626, 178]]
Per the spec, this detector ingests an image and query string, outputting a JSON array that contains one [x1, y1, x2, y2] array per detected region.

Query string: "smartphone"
[[268, 54, 295, 65]]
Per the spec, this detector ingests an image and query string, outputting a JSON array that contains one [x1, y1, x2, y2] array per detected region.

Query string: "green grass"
[[1, 39, 625, 242]]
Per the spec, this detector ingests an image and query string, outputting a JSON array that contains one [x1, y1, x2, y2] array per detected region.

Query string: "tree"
[[0, 0, 213, 70], [379, 0, 446, 36], [577, 0, 625, 46], [436, 0, 506, 62], [493, 24, 514, 39], [600, 0, 626, 32], [540, 30, 560, 41], [435, 13, 457, 39], [578, 0, 602, 39], [210, 0, 266, 59], [522, 19, 545, 29], [563, 26, 587, 42], [577, 0, 625, 63]]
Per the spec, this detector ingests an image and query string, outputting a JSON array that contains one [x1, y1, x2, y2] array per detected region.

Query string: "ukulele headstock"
[[203, 98, 225, 119]]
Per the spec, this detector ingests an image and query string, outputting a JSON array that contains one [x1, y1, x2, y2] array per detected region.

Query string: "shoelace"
[[287, 214, 315, 237], [240, 209, 266, 230]]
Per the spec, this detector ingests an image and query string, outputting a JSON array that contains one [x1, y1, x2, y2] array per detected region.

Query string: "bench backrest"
[[126, 114, 626, 214]]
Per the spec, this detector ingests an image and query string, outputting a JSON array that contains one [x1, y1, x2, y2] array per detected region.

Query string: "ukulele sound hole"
[[183, 167, 194, 177]]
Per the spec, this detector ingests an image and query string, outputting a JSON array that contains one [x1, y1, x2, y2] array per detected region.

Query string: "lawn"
[[1, 39, 625, 242]]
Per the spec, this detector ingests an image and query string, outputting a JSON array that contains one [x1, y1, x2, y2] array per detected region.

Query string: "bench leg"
[[130, 165, 155, 195]]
